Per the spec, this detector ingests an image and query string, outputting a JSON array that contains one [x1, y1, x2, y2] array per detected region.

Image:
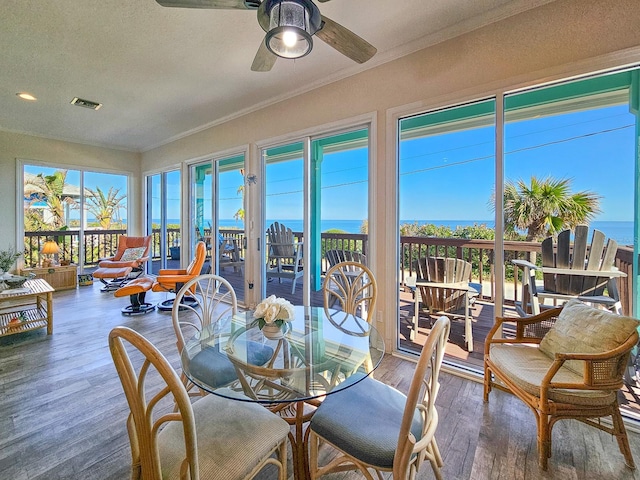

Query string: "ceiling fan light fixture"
[[265, 0, 315, 59]]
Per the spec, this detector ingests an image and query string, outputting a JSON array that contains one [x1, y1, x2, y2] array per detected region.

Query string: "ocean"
[[185, 219, 636, 246]]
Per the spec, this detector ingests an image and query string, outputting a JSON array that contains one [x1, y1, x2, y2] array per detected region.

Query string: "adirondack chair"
[[512, 226, 626, 316], [406, 256, 481, 352], [266, 222, 304, 294], [325, 249, 367, 269]]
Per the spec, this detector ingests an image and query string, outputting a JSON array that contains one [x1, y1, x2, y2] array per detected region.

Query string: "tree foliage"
[[497, 176, 600, 241], [24, 170, 76, 230], [85, 186, 126, 229]]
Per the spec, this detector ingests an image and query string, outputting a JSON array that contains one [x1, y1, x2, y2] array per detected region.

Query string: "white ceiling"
[[1, 0, 554, 152]]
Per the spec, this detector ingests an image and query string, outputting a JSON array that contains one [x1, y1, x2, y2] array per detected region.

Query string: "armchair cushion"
[[489, 344, 616, 406], [120, 246, 147, 262], [539, 299, 640, 375]]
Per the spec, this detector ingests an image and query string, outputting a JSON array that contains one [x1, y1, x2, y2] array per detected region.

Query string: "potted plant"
[[0, 246, 22, 274]]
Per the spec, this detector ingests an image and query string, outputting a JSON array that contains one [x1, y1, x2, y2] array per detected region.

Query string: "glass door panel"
[[309, 129, 369, 307], [398, 99, 496, 366], [216, 155, 246, 304], [166, 170, 181, 269], [191, 162, 213, 270], [263, 143, 304, 303], [147, 170, 180, 274], [147, 174, 162, 274]]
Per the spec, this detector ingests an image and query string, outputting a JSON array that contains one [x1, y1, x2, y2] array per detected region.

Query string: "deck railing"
[[23, 229, 633, 314]]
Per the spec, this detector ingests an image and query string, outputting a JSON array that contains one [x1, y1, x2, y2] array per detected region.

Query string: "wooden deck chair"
[[512, 225, 627, 316], [266, 222, 303, 294], [325, 249, 366, 269], [407, 257, 480, 352]]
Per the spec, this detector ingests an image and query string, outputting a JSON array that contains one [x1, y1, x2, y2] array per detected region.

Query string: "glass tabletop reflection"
[[181, 305, 385, 404]]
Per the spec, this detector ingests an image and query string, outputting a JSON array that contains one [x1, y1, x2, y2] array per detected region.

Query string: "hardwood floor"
[[1, 282, 639, 479]]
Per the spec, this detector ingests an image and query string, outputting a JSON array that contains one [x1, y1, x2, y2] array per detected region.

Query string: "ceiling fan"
[[155, 0, 377, 72]]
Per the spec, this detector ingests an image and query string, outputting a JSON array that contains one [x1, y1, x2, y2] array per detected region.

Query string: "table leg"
[[272, 400, 315, 480], [46, 292, 53, 334]]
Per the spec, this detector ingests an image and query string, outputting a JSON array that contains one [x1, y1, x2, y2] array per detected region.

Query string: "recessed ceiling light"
[[17, 92, 37, 101]]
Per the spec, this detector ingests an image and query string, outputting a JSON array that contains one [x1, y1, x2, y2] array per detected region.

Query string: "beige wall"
[[0, 130, 141, 251]]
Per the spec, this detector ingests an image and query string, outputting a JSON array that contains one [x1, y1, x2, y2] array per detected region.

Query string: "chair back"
[[187, 241, 208, 276], [113, 235, 151, 261], [325, 249, 366, 269], [323, 261, 377, 323], [172, 274, 238, 358], [109, 326, 198, 480], [267, 222, 298, 258], [394, 316, 450, 479], [415, 256, 472, 313], [541, 226, 619, 296]]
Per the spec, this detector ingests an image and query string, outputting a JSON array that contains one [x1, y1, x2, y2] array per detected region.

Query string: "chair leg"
[[278, 440, 288, 480], [537, 412, 551, 470], [483, 364, 492, 402], [464, 291, 473, 352], [308, 430, 319, 480], [612, 404, 636, 469]]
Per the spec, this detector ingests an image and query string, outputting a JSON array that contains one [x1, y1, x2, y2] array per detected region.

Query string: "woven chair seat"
[[159, 392, 290, 479], [189, 340, 275, 389], [490, 344, 615, 406]]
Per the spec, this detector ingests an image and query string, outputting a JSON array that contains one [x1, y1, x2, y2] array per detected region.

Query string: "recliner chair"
[[92, 235, 151, 292], [113, 241, 207, 315], [153, 241, 207, 311]]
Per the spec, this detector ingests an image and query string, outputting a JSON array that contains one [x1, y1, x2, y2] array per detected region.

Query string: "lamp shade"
[[41, 241, 61, 255], [263, 0, 321, 59]]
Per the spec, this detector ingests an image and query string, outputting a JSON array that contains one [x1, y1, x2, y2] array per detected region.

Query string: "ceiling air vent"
[[70, 97, 102, 110]]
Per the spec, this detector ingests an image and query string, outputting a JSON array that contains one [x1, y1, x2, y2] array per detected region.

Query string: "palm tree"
[[24, 170, 76, 230], [85, 186, 126, 229], [498, 176, 600, 241]]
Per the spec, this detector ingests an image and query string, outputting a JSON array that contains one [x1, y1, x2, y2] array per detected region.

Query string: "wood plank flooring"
[[1, 282, 639, 479]]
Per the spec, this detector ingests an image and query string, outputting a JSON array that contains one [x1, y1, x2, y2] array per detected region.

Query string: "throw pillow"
[[120, 246, 147, 262], [539, 298, 640, 375]]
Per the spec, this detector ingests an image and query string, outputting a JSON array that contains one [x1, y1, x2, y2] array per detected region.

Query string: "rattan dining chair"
[[323, 260, 377, 325], [109, 326, 289, 480], [172, 274, 274, 397], [308, 316, 451, 480]]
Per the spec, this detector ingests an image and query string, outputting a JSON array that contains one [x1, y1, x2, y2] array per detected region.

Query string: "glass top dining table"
[[181, 305, 385, 404]]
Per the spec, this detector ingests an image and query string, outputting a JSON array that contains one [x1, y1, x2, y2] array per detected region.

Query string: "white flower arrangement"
[[253, 295, 294, 329]]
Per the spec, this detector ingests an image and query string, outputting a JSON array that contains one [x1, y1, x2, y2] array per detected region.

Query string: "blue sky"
[[24, 103, 636, 227], [399, 103, 635, 223]]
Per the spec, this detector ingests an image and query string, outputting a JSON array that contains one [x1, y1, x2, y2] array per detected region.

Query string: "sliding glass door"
[[190, 154, 246, 304], [395, 67, 640, 418], [261, 127, 370, 306]]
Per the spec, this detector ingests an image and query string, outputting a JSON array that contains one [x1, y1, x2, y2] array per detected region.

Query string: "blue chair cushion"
[[309, 372, 423, 469], [189, 341, 274, 388]]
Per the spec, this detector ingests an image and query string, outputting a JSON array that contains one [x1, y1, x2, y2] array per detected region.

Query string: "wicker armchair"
[[484, 299, 639, 470]]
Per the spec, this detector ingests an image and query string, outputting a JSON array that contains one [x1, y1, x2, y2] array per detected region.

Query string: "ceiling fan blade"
[[155, 0, 258, 9], [251, 40, 277, 72], [316, 15, 377, 64]]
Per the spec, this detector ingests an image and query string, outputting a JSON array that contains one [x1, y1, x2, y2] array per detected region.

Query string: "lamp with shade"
[[41, 240, 61, 267], [260, 0, 322, 59]]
